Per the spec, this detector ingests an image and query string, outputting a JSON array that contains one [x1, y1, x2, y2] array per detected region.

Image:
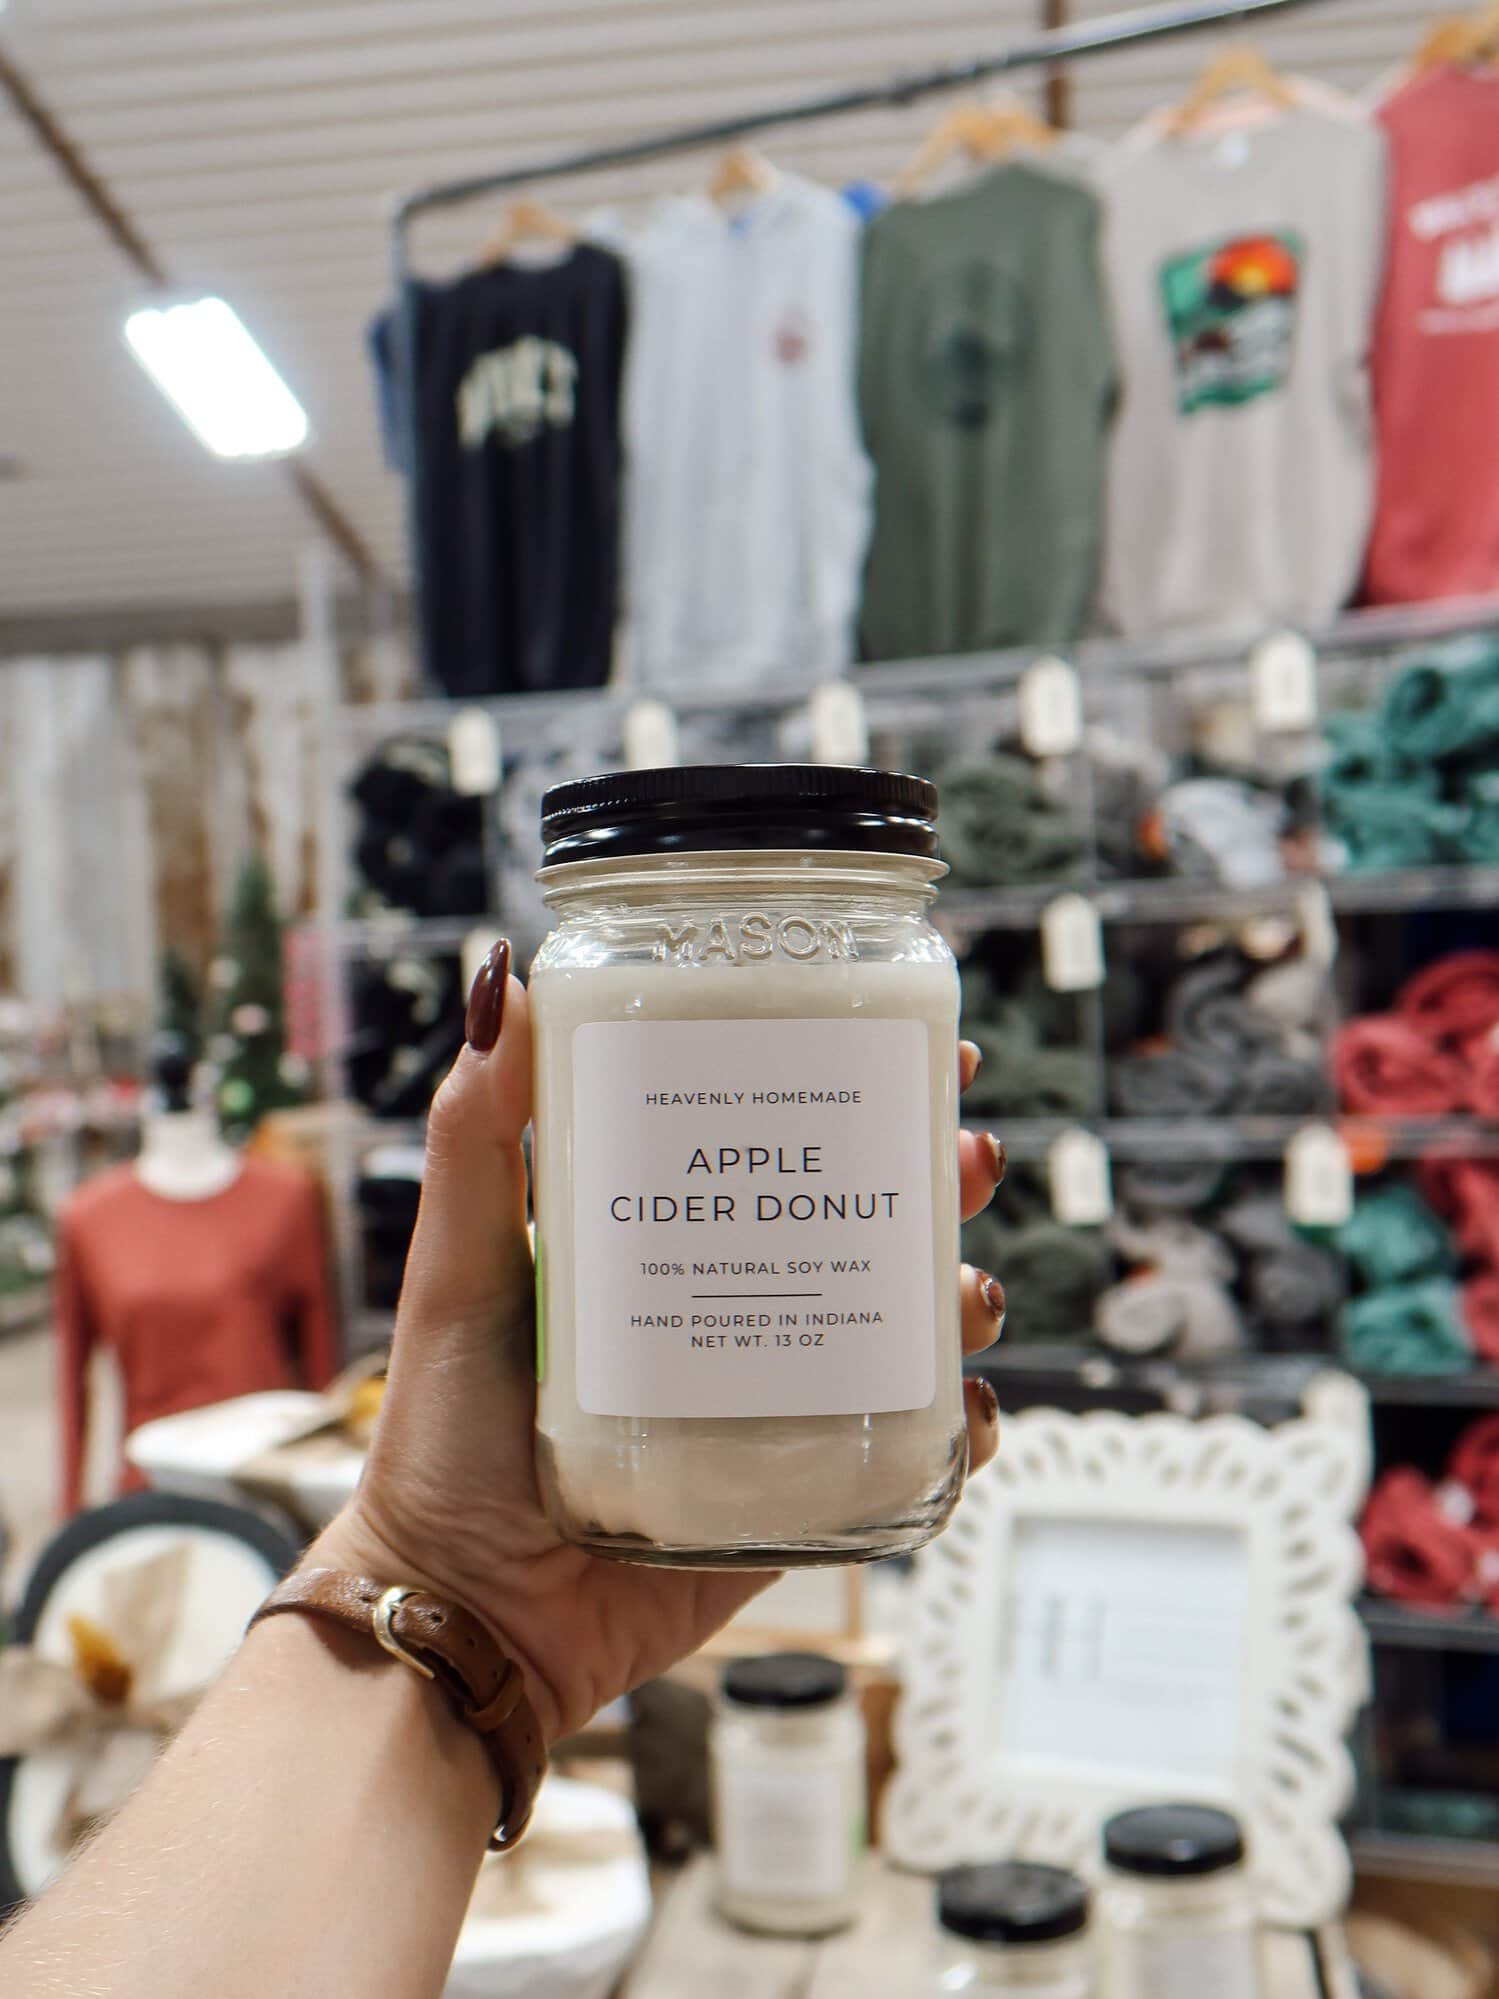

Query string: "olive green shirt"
[[858, 164, 1116, 660]]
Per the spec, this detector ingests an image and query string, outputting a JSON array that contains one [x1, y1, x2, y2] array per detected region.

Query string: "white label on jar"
[[1115, 1930, 1259, 1999], [571, 1018, 938, 1418], [718, 1764, 851, 1901]]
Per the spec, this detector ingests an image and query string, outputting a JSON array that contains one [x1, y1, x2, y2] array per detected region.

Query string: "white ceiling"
[[0, 0, 1443, 634]]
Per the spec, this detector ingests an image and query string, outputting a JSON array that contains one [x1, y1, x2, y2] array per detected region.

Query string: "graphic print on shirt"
[[1158, 233, 1304, 414], [1408, 169, 1499, 325], [913, 262, 1031, 429], [456, 335, 579, 449]]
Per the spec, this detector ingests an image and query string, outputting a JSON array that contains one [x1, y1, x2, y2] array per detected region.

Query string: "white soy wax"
[[528, 766, 965, 1568]]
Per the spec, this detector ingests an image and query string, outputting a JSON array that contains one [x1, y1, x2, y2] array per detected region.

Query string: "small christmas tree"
[[158, 948, 203, 1065], [208, 856, 309, 1139]]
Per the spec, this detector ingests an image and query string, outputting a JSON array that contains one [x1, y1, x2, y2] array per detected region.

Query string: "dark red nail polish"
[[465, 938, 511, 1054], [978, 1272, 1006, 1327], [983, 1133, 1007, 1186], [976, 1378, 999, 1425]]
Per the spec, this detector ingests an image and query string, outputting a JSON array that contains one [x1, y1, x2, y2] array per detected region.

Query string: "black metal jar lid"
[[937, 1862, 1090, 1946], [720, 1651, 847, 1710], [1103, 1804, 1246, 1879], [539, 765, 939, 865]]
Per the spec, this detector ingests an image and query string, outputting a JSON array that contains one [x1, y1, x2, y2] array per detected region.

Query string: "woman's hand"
[[318, 941, 1007, 1742]]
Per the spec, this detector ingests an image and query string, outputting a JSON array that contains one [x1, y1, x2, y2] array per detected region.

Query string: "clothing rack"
[[387, 0, 1320, 677]]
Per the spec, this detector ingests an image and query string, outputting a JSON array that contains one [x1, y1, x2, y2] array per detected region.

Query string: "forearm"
[[0, 1605, 495, 1999]]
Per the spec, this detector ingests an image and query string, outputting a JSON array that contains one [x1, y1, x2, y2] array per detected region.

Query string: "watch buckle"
[[371, 1585, 437, 1681]]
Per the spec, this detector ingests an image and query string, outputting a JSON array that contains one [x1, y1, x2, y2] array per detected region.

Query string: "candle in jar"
[[528, 765, 965, 1568]]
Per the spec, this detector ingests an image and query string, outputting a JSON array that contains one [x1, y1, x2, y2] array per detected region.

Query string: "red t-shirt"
[[55, 1158, 339, 1514], [1365, 65, 1499, 604]]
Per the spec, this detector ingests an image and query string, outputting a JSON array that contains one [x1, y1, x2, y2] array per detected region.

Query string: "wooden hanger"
[[1413, 15, 1478, 68], [706, 147, 777, 207], [1167, 44, 1299, 136], [892, 98, 1057, 197], [1457, 0, 1499, 60], [478, 197, 578, 266]]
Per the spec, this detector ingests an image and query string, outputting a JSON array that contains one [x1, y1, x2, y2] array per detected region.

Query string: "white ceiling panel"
[[0, 0, 1451, 633]]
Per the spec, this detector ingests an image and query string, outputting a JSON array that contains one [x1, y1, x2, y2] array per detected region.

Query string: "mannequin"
[[55, 1039, 338, 1514], [134, 1032, 242, 1201]]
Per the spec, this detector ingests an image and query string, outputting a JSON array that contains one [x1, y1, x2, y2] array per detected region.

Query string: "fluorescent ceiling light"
[[124, 297, 309, 459]]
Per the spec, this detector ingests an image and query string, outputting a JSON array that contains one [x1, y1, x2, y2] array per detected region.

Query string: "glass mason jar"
[[528, 764, 965, 1568], [711, 1651, 866, 1937], [936, 1862, 1094, 1997], [1097, 1805, 1262, 1999]]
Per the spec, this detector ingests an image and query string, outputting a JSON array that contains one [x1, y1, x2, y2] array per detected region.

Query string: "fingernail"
[[982, 1133, 1007, 1186], [961, 1038, 983, 1075], [464, 938, 512, 1055], [976, 1378, 999, 1426], [977, 1271, 1006, 1333]]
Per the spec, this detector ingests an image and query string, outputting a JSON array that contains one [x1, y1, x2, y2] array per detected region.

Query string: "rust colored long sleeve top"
[[55, 1157, 339, 1515]]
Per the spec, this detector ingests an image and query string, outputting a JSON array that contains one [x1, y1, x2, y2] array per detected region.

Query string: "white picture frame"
[[883, 1387, 1370, 1928]]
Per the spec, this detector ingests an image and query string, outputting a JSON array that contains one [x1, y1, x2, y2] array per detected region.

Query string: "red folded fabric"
[[1334, 1017, 1469, 1117], [1361, 1468, 1477, 1608], [1467, 1037, 1499, 1119], [1450, 1413, 1499, 1529], [1420, 1158, 1499, 1272], [1399, 951, 1499, 1047], [1462, 1275, 1499, 1362]]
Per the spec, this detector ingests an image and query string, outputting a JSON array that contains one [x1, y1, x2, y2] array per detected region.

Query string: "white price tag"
[[623, 698, 679, 769], [1049, 1128, 1113, 1226], [1018, 655, 1082, 759], [1250, 630, 1318, 734], [447, 708, 501, 795], [461, 925, 502, 994], [1284, 1123, 1352, 1229], [809, 681, 870, 765], [1297, 881, 1338, 969], [1041, 894, 1104, 992]]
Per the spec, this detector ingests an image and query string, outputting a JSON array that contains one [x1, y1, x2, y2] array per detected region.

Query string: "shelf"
[[971, 1344, 1499, 1411], [1350, 1830, 1499, 1888], [962, 1116, 1499, 1164], [1357, 1369, 1499, 1407], [1358, 1599, 1499, 1655], [940, 864, 1499, 934]]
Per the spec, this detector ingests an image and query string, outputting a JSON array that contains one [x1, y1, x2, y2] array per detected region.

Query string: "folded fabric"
[[1109, 1215, 1235, 1283], [1320, 709, 1413, 791], [1460, 765, 1499, 861], [1158, 778, 1286, 889], [1340, 1280, 1472, 1376], [961, 1210, 1111, 1342], [1461, 1274, 1499, 1365], [1338, 1185, 1456, 1289], [960, 1005, 1095, 1120], [1217, 1192, 1299, 1257], [938, 759, 1083, 888], [1320, 777, 1465, 871], [1110, 1046, 1235, 1118], [1360, 1468, 1477, 1607], [1163, 954, 1278, 1065], [1449, 1414, 1499, 1531], [1333, 1016, 1469, 1116], [1114, 1158, 1228, 1214], [1248, 1241, 1344, 1339], [1244, 957, 1332, 1041], [1237, 1049, 1332, 1116], [1419, 1158, 1499, 1272], [1398, 951, 1499, 1047], [1377, 1790, 1499, 1843], [1094, 1270, 1241, 1361], [1380, 651, 1499, 763]]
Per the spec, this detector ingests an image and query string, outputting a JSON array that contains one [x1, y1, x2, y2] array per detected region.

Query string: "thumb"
[[395, 939, 534, 1337]]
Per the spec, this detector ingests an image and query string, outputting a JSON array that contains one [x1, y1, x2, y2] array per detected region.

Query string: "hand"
[[318, 941, 1007, 1742]]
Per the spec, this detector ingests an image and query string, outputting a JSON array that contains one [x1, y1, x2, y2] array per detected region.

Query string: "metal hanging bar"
[[389, 0, 1321, 681]]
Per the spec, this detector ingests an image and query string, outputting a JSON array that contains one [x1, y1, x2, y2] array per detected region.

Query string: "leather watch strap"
[[249, 1568, 546, 1849]]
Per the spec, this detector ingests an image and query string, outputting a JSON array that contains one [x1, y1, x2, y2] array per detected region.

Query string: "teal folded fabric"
[[1321, 782, 1466, 870], [1339, 1279, 1471, 1376], [1338, 1185, 1456, 1289], [1380, 651, 1499, 762], [1459, 766, 1499, 862], [962, 1006, 1095, 1119]]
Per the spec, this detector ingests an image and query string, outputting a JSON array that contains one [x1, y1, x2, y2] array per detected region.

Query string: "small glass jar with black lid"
[[1097, 1804, 1261, 1999], [710, 1651, 866, 1936], [936, 1862, 1093, 1996], [528, 764, 964, 1568]]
